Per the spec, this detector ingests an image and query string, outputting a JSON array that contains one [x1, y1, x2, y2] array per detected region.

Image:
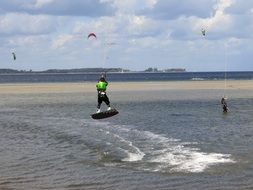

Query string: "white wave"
[[89, 122, 235, 173], [112, 133, 145, 162], [85, 122, 145, 162], [113, 128, 235, 172], [143, 132, 235, 173], [150, 148, 234, 173], [191, 77, 205, 81], [122, 151, 145, 162]]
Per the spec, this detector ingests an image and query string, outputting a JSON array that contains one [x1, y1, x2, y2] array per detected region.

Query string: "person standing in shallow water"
[[96, 75, 111, 113], [221, 97, 228, 113]]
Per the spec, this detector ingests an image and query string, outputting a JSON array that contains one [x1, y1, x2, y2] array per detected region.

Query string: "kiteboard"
[[91, 108, 119, 119]]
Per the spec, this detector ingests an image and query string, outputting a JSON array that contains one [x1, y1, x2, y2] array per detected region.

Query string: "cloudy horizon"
[[0, 0, 252, 71]]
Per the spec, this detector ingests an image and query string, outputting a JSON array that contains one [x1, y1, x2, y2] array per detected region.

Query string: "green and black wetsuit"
[[221, 98, 228, 113], [96, 79, 110, 109]]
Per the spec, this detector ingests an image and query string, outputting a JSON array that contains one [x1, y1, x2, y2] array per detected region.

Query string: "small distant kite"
[[201, 28, 206, 36], [87, 32, 97, 39], [12, 52, 16, 60]]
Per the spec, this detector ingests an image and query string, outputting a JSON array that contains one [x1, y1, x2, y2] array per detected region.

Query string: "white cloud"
[[139, 0, 215, 20], [0, 13, 56, 35], [34, 0, 54, 8], [226, 0, 253, 14], [8, 35, 45, 47], [106, 0, 156, 13], [126, 15, 171, 41], [51, 34, 74, 49], [127, 16, 152, 35], [202, 0, 233, 31], [0, 0, 115, 17], [188, 0, 235, 40], [0, 0, 253, 71]]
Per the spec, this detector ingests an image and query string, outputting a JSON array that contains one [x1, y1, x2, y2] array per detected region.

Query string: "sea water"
[[0, 88, 253, 189], [0, 71, 252, 83]]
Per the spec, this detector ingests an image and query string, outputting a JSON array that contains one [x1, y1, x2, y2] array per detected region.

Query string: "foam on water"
[[122, 152, 144, 162], [85, 120, 145, 162], [12, 113, 234, 174], [111, 133, 145, 162], [149, 147, 234, 173], [139, 130, 235, 173], [91, 122, 235, 173], [2, 111, 234, 174]]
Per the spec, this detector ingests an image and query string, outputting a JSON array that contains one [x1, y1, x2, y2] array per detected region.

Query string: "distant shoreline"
[[0, 68, 186, 74], [0, 70, 252, 76], [0, 71, 187, 75]]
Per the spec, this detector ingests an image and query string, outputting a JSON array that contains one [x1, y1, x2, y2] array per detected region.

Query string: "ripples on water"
[[0, 90, 253, 189]]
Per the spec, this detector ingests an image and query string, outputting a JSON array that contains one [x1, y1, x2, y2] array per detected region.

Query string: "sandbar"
[[0, 80, 252, 94]]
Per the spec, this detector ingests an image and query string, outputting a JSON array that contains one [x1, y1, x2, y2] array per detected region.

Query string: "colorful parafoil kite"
[[201, 28, 206, 36], [87, 33, 97, 39], [12, 52, 16, 60]]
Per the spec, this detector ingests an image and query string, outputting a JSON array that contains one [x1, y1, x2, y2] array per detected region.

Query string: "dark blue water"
[[0, 71, 252, 83], [0, 89, 253, 189], [0, 71, 253, 189]]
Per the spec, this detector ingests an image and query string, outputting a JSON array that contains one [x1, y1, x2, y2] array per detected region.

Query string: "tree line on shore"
[[0, 67, 186, 74]]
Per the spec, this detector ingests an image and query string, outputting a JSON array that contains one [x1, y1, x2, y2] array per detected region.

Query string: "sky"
[[0, 0, 253, 71]]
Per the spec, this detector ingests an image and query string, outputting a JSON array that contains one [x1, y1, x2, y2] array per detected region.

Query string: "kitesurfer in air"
[[96, 74, 111, 113], [221, 97, 228, 113]]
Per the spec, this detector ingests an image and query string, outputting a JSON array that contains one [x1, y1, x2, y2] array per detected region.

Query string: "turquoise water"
[[0, 89, 253, 189]]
